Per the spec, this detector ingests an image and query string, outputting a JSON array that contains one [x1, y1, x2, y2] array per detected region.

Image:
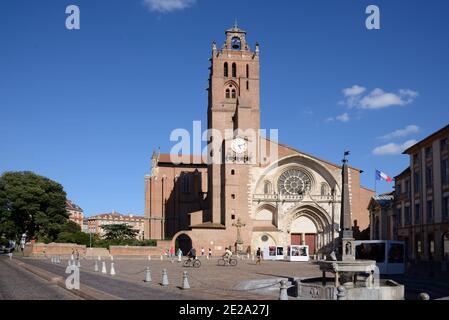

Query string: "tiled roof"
[[88, 212, 144, 221], [66, 200, 83, 212]]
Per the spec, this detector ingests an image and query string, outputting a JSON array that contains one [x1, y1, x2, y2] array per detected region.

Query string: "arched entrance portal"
[[286, 205, 332, 255], [290, 216, 318, 254], [175, 234, 192, 255]]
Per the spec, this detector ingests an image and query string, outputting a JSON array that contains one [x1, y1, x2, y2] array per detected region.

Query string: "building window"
[[441, 138, 448, 152], [225, 89, 230, 99], [264, 181, 272, 194], [224, 62, 228, 77], [414, 172, 420, 193], [425, 147, 432, 159], [374, 217, 380, 239], [231, 214, 235, 220], [396, 208, 402, 227], [426, 200, 433, 224], [246, 64, 249, 78], [320, 183, 329, 196], [231, 169, 235, 175], [405, 179, 411, 198], [261, 235, 269, 242], [231, 194, 236, 199], [425, 165, 433, 190], [413, 153, 420, 166], [443, 196, 449, 220], [231, 89, 236, 99], [414, 203, 420, 224], [232, 63, 237, 77], [246, 80, 249, 90], [395, 183, 401, 197], [442, 159, 449, 185]]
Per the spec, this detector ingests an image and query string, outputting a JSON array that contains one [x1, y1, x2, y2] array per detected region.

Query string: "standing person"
[[201, 247, 205, 257], [208, 248, 212, 259], [256, 247, 262, 265], [169, 247, 175, 258]]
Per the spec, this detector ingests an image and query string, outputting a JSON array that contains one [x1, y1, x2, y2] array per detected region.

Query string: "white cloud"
[[372, 139, 417, 155], [325, 113, 349, 123], [380, 125, 420, 140], [143, 0, 196, 12], [336, 113, 350, 122], [339, 85, 419, 109], [343, 85, 366, 97]]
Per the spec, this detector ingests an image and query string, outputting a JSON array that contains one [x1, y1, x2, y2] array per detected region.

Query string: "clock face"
[[231, 137, 247, 154]]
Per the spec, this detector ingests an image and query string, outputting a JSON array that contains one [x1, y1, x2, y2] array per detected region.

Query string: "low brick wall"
[[24, 243, 87, 257], [109, 246, 162, 256]]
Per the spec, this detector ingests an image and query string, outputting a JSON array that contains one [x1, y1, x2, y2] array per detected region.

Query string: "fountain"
[[296, 151, 404, 300]]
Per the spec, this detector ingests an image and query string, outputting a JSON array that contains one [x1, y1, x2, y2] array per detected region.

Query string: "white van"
[[354, 240, 405, 275]]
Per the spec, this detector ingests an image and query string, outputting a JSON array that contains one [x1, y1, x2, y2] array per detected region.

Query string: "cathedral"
[[144, 25, 373, 255]]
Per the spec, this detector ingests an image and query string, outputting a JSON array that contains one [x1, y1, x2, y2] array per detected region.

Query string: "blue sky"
[[1, 0, 448, 216]]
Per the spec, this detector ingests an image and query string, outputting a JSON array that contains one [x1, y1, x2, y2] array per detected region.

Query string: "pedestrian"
[[256, 247, 262, 265], [170, 246, 175, 258], [201, 247, 205, 257], [208, 248, 212, 259], [177, 248, 183, 257]]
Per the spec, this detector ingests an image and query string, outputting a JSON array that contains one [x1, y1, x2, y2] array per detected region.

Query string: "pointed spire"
[[234, 18, 238, 29]]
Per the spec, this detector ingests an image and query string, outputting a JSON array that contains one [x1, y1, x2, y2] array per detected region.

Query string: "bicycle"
[[217, 257, 238, 266], [183, 257, 201, 268]]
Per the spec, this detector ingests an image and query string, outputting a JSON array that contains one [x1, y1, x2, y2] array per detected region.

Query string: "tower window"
[[232, 63, 237, 77], [231, 169, 235, 175], [231, 89, 236, 99], [224, 62, 228, 77], [246, 64, 249, 78], [225, 89, 230, 99], [231, 194, 236, 199], [246, 81, 249, 90]]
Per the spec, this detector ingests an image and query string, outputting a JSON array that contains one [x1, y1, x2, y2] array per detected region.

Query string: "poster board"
[[287, 245, 309, 262]]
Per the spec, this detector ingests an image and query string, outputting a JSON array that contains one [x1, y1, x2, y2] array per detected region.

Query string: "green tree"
[[0, 171, 68, 242], [102, 224, 138, 241]]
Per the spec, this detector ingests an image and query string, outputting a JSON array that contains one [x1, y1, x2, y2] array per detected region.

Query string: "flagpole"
[[374, 169, 377, 196]]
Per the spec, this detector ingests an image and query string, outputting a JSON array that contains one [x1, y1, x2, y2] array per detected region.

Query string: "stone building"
[[88, 212, 145, 240], [394, 124, 449, 262], [144, 25, 374, 255], [66, 200, 84, 228], [368, 192, 395, 241]]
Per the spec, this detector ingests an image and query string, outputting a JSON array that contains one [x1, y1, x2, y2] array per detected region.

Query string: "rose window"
[[278, 169, 311, 195]]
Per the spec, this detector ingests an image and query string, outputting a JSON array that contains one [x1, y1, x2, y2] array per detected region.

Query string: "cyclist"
[[223, 247, 233, 265], [187, 247, 197, 262]]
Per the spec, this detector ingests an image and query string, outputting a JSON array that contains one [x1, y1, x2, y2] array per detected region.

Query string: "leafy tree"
[[102, 224, 138, 241], [60, 220, 81, 234], [0, 171, 68, 242]]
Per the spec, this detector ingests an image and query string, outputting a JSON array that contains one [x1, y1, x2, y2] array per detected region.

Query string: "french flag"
[[375, 170, 393, 183]]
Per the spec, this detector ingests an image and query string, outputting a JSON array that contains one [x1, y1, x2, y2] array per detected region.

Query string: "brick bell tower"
[[206, 24, 260, 249]]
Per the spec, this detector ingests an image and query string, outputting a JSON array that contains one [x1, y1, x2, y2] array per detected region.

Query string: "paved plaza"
[[2, 254, 449, 300]]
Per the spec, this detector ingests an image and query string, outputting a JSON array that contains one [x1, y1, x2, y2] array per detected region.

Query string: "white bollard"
[[161, 269, 169, 286], [94, 260, 99, 272], [110, 255, 114, 261], [247, 253, 250, 260], [98, 255, 101, 261], [110, 262, 116, 276], [9, 252, 12, 260], [178, 255, 182, 262], [279, 280, 289, 300], [206, 255, 209, 260], [148, 255, 151, 261], [144, 267, 152, 283], [182, 271, 190, 290], [57, 256, 61, 264], [101, 261, 107, 274], [160, 255, 163, 261]]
